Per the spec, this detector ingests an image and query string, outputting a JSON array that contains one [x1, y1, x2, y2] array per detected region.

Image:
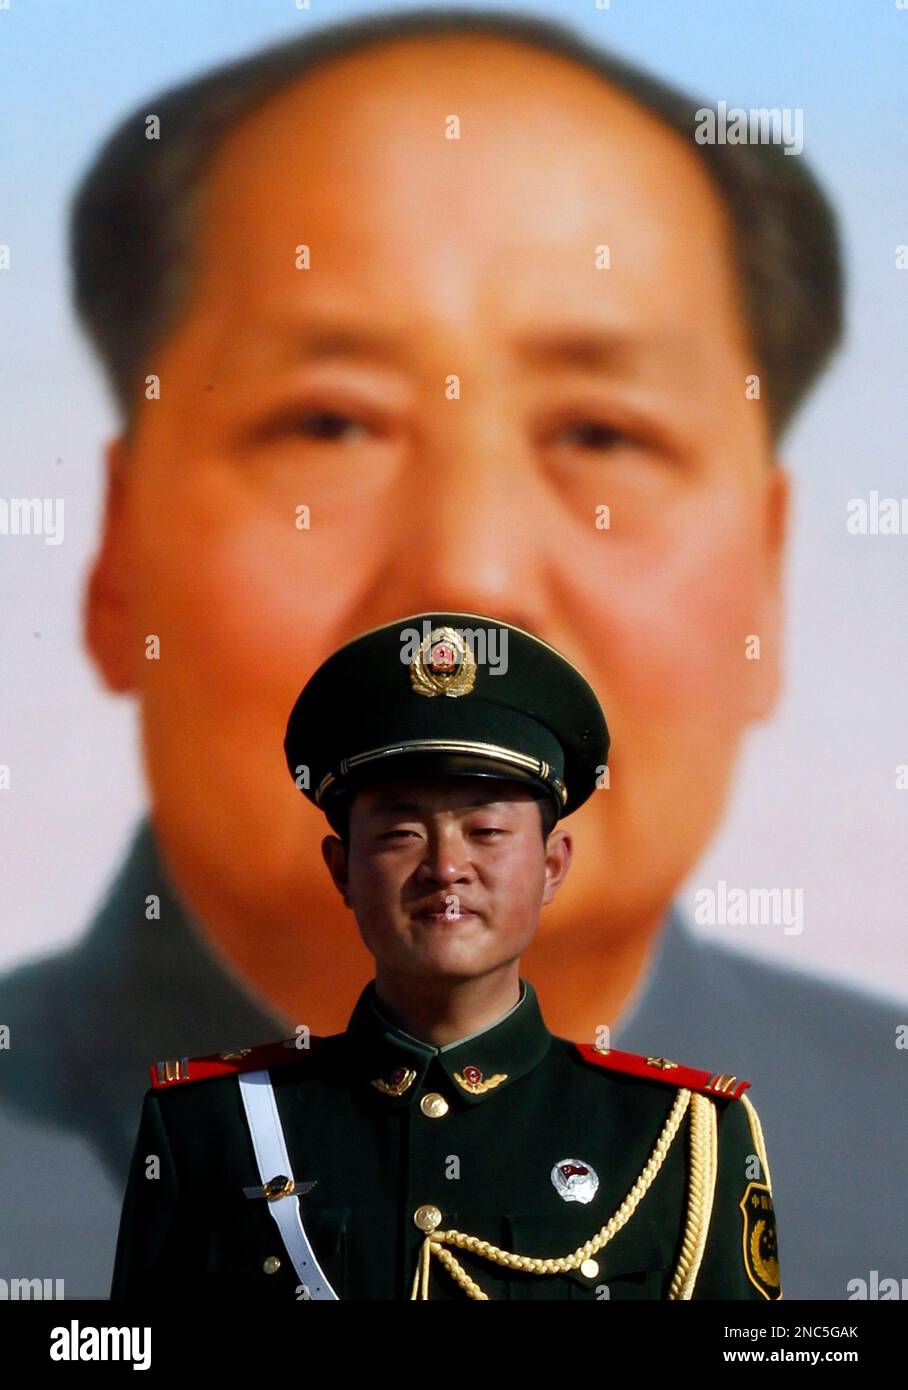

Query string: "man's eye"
[[556, 421, 634, 450], [473, 828, 503, 837], [250, 408, 370, 445], [286, 411, 368, 441]]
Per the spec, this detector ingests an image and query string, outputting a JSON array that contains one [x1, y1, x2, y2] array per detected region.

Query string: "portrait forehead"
[[160, 31, 752, 441]]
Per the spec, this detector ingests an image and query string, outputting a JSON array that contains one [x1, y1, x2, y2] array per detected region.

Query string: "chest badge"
[[551, 1158, 599, 1205]]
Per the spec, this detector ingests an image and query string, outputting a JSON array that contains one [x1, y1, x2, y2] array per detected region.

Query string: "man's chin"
[[404, 939, 523, 984], [412, 951, 491, 980]]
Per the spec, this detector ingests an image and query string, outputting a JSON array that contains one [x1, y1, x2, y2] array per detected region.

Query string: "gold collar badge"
[[372, 1065, 417, 1097], [453, 1065, 508, 1095]]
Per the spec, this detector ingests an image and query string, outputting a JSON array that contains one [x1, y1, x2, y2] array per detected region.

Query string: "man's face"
[[87, 34, 787, 959], [322, 776, 570, 983]]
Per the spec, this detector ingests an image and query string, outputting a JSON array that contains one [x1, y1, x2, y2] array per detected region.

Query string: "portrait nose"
[[391, 393, 554, 621]]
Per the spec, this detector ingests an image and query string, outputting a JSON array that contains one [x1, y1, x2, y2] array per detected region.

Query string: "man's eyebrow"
[[265, 321, 409, 368], [513, 326, 688, 372], [261, 317, 687, 373]]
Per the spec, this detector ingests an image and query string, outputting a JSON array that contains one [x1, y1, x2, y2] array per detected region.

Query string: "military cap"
[[284, 611, 609, 833]]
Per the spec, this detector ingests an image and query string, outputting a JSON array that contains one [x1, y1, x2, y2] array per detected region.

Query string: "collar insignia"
[[453, 1065, 508, 1095], [371, 1065, 417, 1097]]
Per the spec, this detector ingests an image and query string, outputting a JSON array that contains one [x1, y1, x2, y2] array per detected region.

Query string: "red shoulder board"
[[574, 1042, 750, 1100], [150, 1035, 324, 1090]]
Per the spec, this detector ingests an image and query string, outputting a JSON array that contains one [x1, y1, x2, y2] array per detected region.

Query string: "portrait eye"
[[556, 420, 635, 450], [247, 406, 372, 446], [285, 410, 368, 441]]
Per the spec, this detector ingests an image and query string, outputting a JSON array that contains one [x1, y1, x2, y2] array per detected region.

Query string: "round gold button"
[[580, 1258, 600, 1279], [420, 1091, 449, 1118], [413, 1204, 443, 1232], [263, 1255, 282, 1275]]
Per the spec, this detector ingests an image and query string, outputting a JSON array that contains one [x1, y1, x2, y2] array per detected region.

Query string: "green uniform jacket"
[[111, 979, 781, 1301]]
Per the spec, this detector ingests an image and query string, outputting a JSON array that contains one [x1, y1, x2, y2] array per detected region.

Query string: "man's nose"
[[393, 391, 555, 618], [414, 826, 473, 884]]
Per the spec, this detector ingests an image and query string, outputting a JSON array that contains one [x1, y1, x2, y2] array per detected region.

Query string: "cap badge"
[[551, 1158, 599, 1205], [410, 626, 477, 699]]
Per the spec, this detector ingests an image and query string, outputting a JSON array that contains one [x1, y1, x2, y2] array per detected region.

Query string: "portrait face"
[[322, 775, 570, 986], [85, 33, 787, 1025]]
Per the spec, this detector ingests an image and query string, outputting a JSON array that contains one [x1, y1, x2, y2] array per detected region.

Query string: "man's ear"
[[83, 435, 137, 694], [745, 461, 790, 722], [541, 828, 572, 905], [321, 834, 351, 906]]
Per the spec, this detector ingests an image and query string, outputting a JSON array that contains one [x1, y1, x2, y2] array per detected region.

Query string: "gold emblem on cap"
[[646, 1057, 678, 1070], [410, 626, 477, 699]]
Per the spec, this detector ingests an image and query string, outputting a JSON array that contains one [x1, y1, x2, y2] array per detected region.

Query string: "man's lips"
[[411, 901, 480, 922]]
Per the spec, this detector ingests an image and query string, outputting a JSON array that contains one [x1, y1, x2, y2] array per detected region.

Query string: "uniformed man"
[[110, 611, 782, 1301]]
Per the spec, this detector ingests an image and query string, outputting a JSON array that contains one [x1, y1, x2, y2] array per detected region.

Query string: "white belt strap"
[[236, 1069, 339, 1300]]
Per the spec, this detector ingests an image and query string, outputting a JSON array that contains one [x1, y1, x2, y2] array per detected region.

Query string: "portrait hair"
[[69, 6, 843, 443]]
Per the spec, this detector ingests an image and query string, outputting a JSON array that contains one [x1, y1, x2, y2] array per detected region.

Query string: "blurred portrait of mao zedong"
[[71, 8, 840, 1035]]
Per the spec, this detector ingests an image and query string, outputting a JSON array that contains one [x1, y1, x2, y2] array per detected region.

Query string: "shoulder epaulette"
[[150, 1035, 324, 1090], [574, 1042, 751, 1100]]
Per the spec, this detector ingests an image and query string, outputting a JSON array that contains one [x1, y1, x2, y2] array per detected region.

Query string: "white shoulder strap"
[[236, 1068, 339, 1300]]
